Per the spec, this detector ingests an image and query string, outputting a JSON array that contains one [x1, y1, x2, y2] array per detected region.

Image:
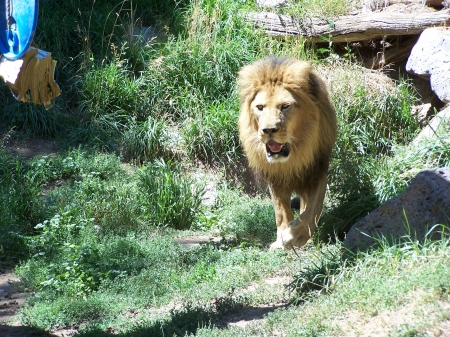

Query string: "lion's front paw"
[[269, 240, 285, 251], [283, 220, 312, 248], [270, 229, 295, 251]]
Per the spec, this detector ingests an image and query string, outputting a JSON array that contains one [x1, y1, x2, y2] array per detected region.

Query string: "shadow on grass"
[[0, 324, 59, 337], [76, 297, 287, 337]]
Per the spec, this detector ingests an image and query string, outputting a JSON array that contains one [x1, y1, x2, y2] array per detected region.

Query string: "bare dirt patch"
[[335, 292, 450, 336], [224, 303, 288, 328], [0, 269, 24, 325], [0, 269, 60, 337], [3, 136, 58, 160]]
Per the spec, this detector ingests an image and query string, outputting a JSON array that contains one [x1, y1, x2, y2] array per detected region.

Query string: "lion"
[[237, 57, 337, 250]]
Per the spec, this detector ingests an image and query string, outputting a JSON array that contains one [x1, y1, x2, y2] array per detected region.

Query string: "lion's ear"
[[308, 72, 322, 100], [237, 65, 258, 104], [283, 61, 313, 92]]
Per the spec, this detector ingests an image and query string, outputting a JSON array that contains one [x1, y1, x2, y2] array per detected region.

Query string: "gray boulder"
[[256, 0, 289, 8], [344, 167, 450, 250], [406, 28, 450, 103]]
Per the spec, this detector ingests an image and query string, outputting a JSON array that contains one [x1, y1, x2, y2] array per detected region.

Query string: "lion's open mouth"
[[266, 139, 290, 159]]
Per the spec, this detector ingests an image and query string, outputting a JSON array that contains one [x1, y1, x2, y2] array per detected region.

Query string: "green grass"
[[317, 65, 422, 241], [122, 116, 170, 163], [0, 0, 449, 335], [276, 0, 358, 17], [138, 159, 205, 229], [191, 237, 450, 337]]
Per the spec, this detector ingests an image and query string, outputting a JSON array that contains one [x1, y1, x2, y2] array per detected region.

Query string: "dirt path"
[[0, 269, 60, 337], [3, 137, 59, 160], [0, 237, 291, 336]]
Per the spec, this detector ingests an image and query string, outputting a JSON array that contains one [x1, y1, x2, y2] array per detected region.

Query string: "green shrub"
[[122, 116, 170, 163], [138, 159, 205, 229], [319, 73, 421, 241], [182, 99, 241, 162], [0, 149, 45, 260]]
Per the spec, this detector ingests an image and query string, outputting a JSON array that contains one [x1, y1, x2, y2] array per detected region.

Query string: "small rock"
[[411, 103, 433, 126]]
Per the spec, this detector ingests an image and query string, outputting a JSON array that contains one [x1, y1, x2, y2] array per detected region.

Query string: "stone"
[[344, 167, 450, 250], [129, 26, 165, 44], [406, 27, 450, 103], [256, 0, 289, 8], [411, 103, 433, 126], [412, 105, 450, 145]]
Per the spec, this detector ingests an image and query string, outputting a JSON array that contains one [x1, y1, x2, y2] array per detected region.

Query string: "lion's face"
[[238, 57, 334, 183], [251, 86, 300, 163]]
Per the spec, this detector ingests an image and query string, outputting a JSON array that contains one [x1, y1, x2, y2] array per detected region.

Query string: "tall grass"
[[122, 116, 170, 163], [318, 65, 422, 241], [278, 0, 357, 17], [0, 148, 47, 262], [138, 159, 205, 229], [181, 99, 242, 162], [52, 0, 267, 162]]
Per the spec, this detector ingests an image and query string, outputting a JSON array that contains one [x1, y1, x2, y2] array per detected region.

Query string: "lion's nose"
[[262, 127, 279, 134]]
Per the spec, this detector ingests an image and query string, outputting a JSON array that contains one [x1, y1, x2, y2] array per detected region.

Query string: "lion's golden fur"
[[237, 57, 337, 248], [238, 57, 336, 188]]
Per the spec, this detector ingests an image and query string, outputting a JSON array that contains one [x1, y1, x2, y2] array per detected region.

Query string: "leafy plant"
[[26, 212, 114, 297]]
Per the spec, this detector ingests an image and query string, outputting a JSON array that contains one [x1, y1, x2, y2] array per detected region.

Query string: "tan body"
[[237, 57, 337, 249]]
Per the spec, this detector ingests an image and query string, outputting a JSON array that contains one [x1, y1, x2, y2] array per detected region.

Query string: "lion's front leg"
[[268, 185, 294, 250], [287, 173, 328, 248]]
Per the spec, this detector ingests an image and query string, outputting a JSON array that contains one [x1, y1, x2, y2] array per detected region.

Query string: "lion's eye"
[[281, 103, 290, 111], [256, 104, 264, 111]]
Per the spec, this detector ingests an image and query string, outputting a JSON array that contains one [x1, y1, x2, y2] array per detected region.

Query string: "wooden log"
[[246, 9, 450, 43]]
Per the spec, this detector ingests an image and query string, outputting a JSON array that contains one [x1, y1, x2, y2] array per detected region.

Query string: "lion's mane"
[[237, 57, 337, 188]]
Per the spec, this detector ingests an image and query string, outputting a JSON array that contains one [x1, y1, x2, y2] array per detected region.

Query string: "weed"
[[287, 245, 348, 299]]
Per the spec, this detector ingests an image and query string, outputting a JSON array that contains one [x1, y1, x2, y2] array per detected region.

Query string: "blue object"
[[0, 0, 39, 60]]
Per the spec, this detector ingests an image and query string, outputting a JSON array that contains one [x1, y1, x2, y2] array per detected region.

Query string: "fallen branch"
[[246, 9, 450, 43]]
